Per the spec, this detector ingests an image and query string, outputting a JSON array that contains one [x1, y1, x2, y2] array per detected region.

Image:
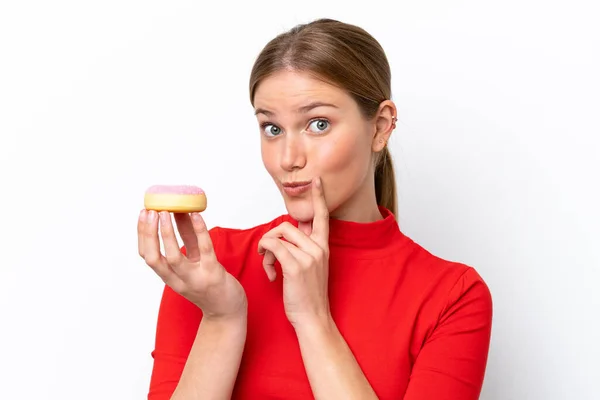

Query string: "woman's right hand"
[[138, 209, 247, 321]]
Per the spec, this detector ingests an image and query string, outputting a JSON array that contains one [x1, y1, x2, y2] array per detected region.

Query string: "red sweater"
[[148, 207, 493, 399]]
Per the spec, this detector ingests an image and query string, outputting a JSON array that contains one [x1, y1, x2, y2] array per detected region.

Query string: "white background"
[[1, 1, 598, 399]]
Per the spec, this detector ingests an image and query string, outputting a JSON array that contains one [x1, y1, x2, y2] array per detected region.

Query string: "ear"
[[371, 100, 398, 152]]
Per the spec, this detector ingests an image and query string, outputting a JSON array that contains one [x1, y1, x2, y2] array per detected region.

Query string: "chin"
[[282, 199, 315, 222], [282, 195, 341, 223]]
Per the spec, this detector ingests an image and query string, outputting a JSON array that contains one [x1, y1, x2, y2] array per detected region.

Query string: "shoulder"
[[400, 234, 493, 318]]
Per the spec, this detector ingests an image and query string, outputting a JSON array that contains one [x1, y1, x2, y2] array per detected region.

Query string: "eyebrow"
[[254, 101, 339, 116]]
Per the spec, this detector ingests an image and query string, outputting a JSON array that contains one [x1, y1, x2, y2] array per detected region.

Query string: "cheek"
[[315, 132, 370, 175], [260, 142, 278, 175]]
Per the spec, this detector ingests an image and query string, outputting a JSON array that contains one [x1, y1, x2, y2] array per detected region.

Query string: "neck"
[[283, 205, 402, 253], [330, 179, 383, 223]]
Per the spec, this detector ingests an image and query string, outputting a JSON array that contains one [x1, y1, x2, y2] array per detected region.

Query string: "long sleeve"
[[147, 285, 202, 399], [403, 268, 493, 400], [147, 228, 222, 400], [143, 209, 495, 399]]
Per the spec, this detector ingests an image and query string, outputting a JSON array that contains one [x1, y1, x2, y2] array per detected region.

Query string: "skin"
[[254, 70, 397, 398], [138, 210, 247, 399], [254, 69, 396, 224], [138, 69, 397, 399]]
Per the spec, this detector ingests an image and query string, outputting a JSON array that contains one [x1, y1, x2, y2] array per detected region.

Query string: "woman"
[[139, 18, 493, 400]]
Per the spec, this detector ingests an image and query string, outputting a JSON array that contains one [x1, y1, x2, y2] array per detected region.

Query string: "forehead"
[[253, 70, 353, 111]]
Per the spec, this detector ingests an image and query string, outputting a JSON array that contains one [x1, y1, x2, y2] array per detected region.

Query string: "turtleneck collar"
[[283, 206, 406, 254]]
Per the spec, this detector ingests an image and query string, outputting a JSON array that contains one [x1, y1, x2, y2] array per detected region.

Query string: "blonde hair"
[[249, 18, 398, 217]]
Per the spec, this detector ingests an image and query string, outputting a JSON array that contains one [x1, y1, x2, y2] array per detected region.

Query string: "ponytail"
[[374, 146, 398, 218]]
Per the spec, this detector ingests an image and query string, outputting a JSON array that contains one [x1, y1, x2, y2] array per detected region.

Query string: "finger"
[[190, 212, 217, 262], [159, 212, 185, 267], [262, 250, 277, 282], [263, 222, 319, 255], [279, 240, 313, 266], [258, 237, 300, 279], [265, 239, 313, 276], [143, 211, 173, 281], [173, 213, 199, 260], [138, 209, 147, 257], [143, 210, 161, 263], [310, 176, 329, 248]]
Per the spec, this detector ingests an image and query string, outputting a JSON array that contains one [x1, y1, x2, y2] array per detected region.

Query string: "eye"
[[307, 119, 330, 133], [262, 123, 283, 137]]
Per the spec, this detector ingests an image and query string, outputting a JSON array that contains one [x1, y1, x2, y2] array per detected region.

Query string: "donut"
[[144, 185, 207, 213]]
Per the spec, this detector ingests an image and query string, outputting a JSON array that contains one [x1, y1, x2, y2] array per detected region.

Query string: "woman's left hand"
[[258, 177, 331, 329]]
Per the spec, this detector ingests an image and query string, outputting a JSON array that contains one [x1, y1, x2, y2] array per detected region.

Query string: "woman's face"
[[253, 70, 392, 223]]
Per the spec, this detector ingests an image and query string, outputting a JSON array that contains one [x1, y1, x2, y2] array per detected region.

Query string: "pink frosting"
[[145, 185, 204, 195]]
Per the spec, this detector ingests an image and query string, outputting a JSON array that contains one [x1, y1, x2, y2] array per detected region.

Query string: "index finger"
[[174, 213, 200, 261], [190, 212, 217, 261], [310, 176, 329, 247]]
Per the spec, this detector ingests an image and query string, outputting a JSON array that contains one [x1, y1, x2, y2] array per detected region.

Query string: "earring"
[[391, 116, 398, 130]]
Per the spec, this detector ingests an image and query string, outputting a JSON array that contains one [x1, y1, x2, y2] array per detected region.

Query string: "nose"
[[280, 132, 306, 172]]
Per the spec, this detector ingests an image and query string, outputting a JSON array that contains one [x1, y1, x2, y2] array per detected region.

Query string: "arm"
[[171, 314, 246, 400], [293, 267, 492, 400], [147, 286, 247, 400], [294, 319, 379, 400], [145, 219, 247, 400], [403, 268, 493, 400], [257, 179, 379, 399]]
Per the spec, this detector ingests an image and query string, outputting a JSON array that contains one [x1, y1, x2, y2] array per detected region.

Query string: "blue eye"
[[308, 119, 330, 133], [262, 124, 283, 137]]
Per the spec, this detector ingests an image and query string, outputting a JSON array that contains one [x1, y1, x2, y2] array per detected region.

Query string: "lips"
[[281, 180, 312, 196], [282, 180, 312, 188]]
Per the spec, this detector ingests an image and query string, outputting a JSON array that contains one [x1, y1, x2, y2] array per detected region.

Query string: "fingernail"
[[147, 210, 155, 222], [159, 211, 168, 222], [191, 212, 200, 221], [139, 209, 146, 220]]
